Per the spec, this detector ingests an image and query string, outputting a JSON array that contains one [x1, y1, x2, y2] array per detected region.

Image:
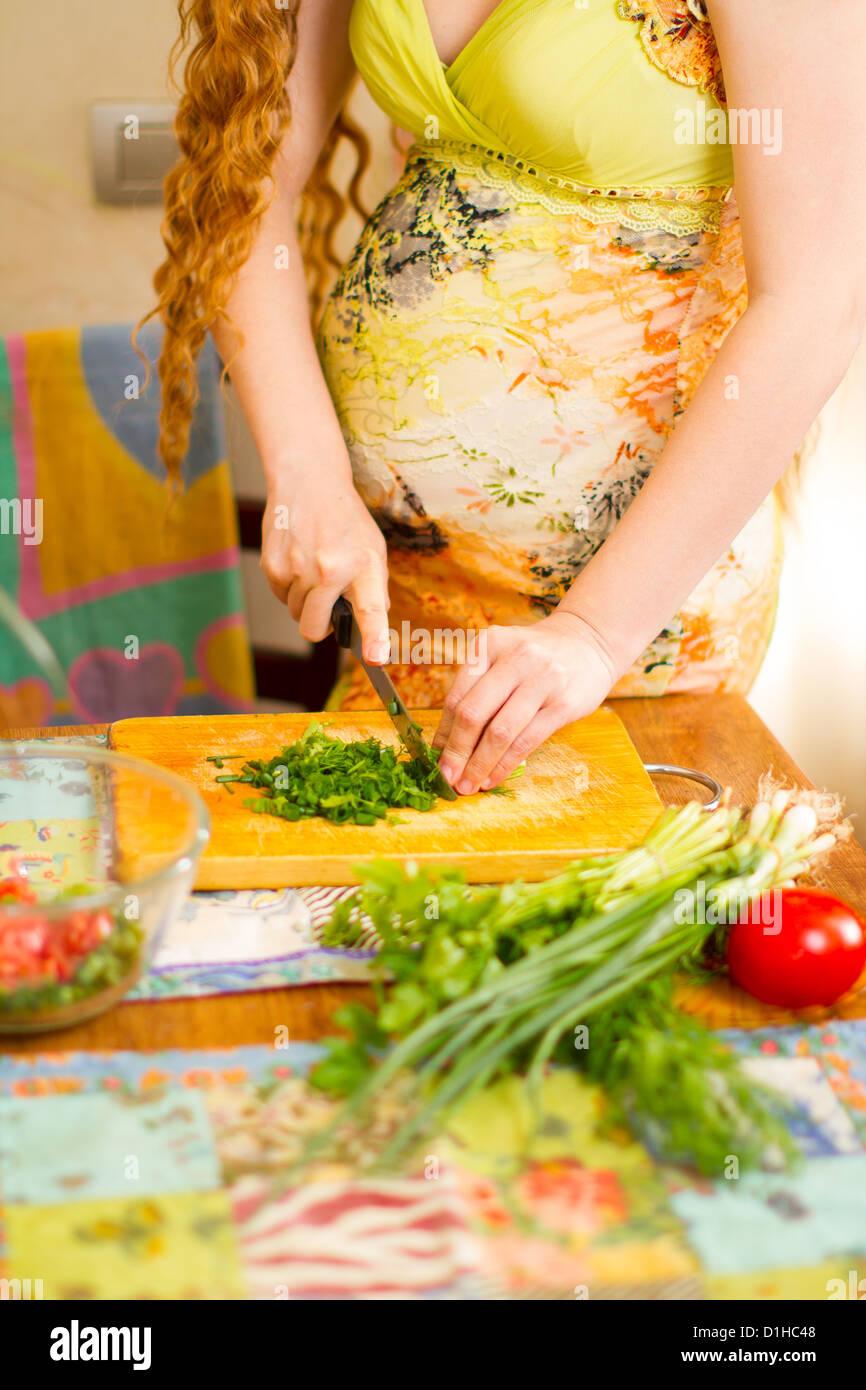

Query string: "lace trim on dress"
[[617, 0, 727, 108], [411, 139, 731, 237]]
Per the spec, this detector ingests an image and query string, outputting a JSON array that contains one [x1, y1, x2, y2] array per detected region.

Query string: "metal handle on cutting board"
[[642, 763, 723, 811]]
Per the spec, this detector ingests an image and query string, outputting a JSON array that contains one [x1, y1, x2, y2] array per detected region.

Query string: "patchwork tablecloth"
[[2, 1023, 866, 1300]]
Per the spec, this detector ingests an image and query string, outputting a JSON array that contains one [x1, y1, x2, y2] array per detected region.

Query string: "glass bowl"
[[0, 742, 209, 1033]]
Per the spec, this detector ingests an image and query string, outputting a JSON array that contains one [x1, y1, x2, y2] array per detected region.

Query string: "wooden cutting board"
[[108, 707, 662, 888]]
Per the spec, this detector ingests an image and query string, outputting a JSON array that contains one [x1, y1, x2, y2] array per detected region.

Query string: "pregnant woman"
[[146, 0, 865, 793]]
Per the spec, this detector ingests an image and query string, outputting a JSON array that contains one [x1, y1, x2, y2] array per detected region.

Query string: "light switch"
[[90, 101, 179, 205]]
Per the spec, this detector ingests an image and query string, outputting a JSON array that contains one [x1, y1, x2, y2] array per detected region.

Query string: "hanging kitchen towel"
[[0, 322, 254, 724]]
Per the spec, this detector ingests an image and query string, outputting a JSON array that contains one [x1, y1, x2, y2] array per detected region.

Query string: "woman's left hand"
[[431, 611, 618, 794]]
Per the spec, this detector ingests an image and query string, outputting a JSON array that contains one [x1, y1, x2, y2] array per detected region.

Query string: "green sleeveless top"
[[349, 0, 733, 193]]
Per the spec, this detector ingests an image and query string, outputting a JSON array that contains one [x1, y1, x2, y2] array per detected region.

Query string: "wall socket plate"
[[90, 101, 179, 205]]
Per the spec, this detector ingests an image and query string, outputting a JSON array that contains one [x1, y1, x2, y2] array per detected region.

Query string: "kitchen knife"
[[331, 596, 458, 800]]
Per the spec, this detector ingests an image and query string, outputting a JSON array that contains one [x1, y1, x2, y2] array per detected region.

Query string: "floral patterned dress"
[[319, 0, 783, 708]]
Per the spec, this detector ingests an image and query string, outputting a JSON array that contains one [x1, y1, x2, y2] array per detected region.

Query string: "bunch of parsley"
[[310, 819, 798, 1176]]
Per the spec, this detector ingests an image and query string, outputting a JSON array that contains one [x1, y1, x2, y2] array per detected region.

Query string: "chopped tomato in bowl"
[[0, 873, 144, 1031], [0, 741, 209, 1034]]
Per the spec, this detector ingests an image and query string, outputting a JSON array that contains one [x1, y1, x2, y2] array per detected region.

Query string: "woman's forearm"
[[208, 0, 359, 500], [560, 294, 863, 675], [211, 207, 352, 498], [206, 4, 392, 661]]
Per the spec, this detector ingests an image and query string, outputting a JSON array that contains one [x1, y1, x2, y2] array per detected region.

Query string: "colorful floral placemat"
[[2, 1021, 866, 1300]]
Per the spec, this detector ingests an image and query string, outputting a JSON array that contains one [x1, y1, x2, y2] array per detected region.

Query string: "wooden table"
[[2, 693, 864, 1055]]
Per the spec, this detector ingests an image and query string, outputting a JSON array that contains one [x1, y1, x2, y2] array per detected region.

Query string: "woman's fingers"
[[455, 686, 546, 794], [431, 613, 615, 795], [435, 655, 534, 790], [263, 569, 290, 607], [480, 707, 564, 790], [346, 565, 391, 664], [261, 492, 390, 657], [295, 551, 390, 653], [298, 584, 343, 644], [431, 646, 492, 753], [285, 578, 305, 622]]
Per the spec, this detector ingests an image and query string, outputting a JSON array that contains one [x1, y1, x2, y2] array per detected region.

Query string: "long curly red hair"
[[134, 0, 370, 492]]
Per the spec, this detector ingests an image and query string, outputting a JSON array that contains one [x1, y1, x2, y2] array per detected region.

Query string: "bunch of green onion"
[[304, 787, 844, 1172]]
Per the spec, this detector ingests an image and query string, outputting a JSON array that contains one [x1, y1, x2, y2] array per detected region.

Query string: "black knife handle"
[[331, 595, 354, 649]]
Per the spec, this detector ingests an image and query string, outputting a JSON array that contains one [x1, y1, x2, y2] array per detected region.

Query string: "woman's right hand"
[[260, 482, 391, 665]]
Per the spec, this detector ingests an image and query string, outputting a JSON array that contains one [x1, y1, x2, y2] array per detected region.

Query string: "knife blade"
[[331, 596, 458, 800]]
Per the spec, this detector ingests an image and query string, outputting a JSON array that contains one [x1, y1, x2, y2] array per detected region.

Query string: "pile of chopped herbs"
[[209, 720, 519, 826], [304, 790, 845, 1177]]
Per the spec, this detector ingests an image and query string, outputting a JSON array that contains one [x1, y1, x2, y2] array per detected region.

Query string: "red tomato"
[[0, 874, 38, 905], [43, 946, 76, 982], [0, 915, 53, 983], [60, 910, 94, 954], [91, 910, 114, 942], [59, 908, 114, 955], [727, 888, 866, 1008], [0, 916, 52, 960]]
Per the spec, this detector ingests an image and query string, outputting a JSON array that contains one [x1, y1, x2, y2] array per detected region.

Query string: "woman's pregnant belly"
[[318, 149, 782, 701]]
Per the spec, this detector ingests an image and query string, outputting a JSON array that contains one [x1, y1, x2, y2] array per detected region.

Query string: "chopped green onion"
[[212, 721, 446, 826]]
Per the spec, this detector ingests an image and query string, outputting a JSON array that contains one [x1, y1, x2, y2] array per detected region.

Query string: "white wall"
[[0, 0, 176, 331], [750, 335, 866, 825]]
